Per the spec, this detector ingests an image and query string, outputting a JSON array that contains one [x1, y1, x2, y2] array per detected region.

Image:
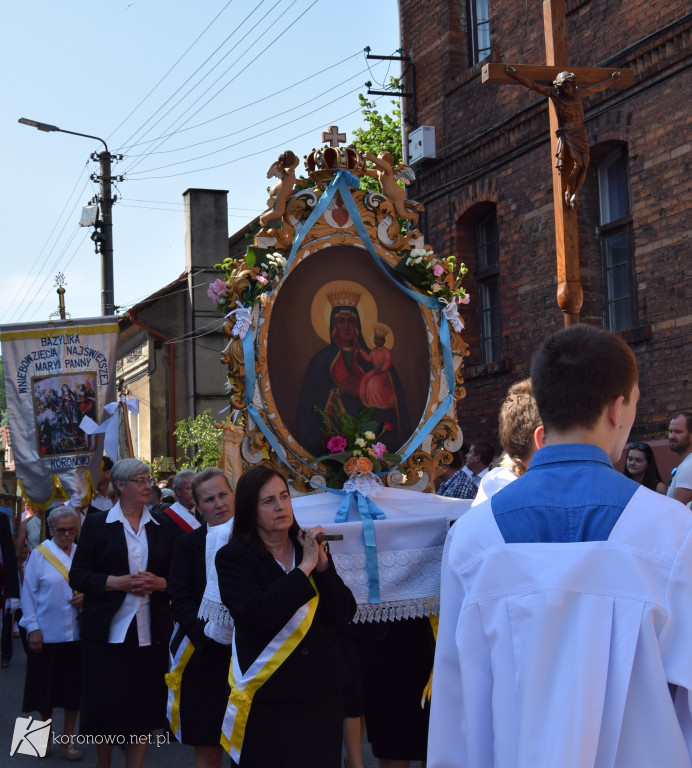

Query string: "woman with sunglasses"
[[624, 441, 667, 494], [20, 504, 83, 760], [70, 458, 178, 768]]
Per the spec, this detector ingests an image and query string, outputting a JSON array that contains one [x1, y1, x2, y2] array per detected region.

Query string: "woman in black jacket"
[[216, 464, 356, 768], [69, 458, 178, 768], [168, 467, 234, 768]]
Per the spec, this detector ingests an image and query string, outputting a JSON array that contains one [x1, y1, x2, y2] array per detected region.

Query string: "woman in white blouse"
[[69, 458, 178, 768], [20, 505, 83, 761]]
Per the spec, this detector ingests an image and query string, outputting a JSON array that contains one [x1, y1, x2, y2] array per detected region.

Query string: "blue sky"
[[1, 0, 401, 325]]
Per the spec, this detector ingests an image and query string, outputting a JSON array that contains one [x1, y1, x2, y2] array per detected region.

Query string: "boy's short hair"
[[531, 324, 638, 433]]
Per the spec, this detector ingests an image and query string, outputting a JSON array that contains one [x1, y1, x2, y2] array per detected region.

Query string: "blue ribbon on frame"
[[239, 169, 460, 603], [285, 170, 456, 461]]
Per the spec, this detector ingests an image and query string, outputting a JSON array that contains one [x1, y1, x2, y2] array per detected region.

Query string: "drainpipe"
[[127, 310, 177, 457]]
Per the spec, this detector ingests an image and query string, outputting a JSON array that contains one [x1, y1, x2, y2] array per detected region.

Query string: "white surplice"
[[429, 485, 692, 767]]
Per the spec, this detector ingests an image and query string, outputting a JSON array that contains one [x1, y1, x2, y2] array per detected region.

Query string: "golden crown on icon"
[[305, 126, 366, 185], [327, 288, 362, 308]]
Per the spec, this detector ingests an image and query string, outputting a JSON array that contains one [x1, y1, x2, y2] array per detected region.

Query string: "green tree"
[[173, 410, 222, 470], [351, 79, 404, 193]]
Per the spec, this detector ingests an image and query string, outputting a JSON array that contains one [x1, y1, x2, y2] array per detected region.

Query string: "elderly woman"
[[20, 505, 83, 760], [69, 458, 178, 768], [216, 464, 356, 768], [167, 468, 235, 768]]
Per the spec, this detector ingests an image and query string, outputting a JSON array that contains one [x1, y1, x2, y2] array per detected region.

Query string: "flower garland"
[[395, 249, 470, 306], [208, 247, 287, 314], [313, 405, 401, 489]]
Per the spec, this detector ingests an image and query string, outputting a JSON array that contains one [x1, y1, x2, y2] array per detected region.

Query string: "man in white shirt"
[[667, 411, 692, 505], [164, 470, 200, 532], [429, 324, 692, 767], [88, 456, 114, 513]]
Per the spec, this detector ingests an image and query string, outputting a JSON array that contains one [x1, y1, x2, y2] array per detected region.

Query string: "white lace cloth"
[[198, 518, 234, 627], [292, 488, 472, 622]]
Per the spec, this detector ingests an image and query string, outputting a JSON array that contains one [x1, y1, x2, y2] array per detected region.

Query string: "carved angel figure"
[[363, 151, 420, 224], [259, 150, 300, 226]]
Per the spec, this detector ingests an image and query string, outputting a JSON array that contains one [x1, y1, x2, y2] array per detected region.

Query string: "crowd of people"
[[4, 323, 692, 767]]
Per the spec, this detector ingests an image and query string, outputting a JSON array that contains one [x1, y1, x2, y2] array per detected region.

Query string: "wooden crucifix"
[[482, 0, 633, 326]]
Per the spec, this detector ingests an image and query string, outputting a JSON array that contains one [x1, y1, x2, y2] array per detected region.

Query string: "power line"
[[4, 172, 94, 325], [114, 0, 266, 153], [122, 0, 320, 176], [120, 0, 288, 174], [120, 50, 363, 151], [123, 70, 370, 158], [107, 0, 237, 144], [127, 98, 382, 180], [125, 81, 367, 174]]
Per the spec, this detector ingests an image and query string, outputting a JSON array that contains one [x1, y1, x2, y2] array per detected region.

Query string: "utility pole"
[[18, 117, 122, 316], [95, 149, 116, 316]]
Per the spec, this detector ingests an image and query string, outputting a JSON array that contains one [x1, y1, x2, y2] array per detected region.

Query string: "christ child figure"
[[359, 323, 396, 409]]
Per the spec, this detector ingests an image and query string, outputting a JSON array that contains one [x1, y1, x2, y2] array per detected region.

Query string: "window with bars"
[[475, 209, 502, 363], [597, 145, 635, 332], [467, 0, 491, 65]]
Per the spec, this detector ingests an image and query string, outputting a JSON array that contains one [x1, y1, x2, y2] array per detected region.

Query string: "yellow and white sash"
[[36, 543, 75, 593], [220, 578, 319, 761], [165, 624, 196, 742]]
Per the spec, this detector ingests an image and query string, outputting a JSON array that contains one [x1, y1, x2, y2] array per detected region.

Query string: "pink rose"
[[433, 263, 444, 277], [458, 293, 470, 304], [326, 436, 348, 454], [256, 275, 268, 285], [207, 278, 228, 305], [371, 441, 387, 460]]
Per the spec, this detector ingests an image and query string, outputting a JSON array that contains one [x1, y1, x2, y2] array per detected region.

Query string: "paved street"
[[0, 632, 400, 767]]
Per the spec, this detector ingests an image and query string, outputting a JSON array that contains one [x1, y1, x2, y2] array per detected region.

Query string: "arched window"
[[475, 208, 502, 363], [467, 0, 491, 65], [597, 145, 635, 331]]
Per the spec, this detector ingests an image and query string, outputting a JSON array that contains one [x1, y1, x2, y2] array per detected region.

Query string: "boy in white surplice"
[[429, 324, 692, 768]]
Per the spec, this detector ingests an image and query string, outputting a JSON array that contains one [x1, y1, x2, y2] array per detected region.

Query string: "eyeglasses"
[[629, 443, 649, 452], [54, 527, 76, 535], [130, 476, 154, 486]]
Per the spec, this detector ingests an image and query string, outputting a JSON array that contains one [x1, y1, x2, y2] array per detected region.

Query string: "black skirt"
[[231, 694, 343, 768], [22, 641, 81, 714], [361, 617, 435, 761], [80, 638, 168, 737], [179, 639, 232, 746]]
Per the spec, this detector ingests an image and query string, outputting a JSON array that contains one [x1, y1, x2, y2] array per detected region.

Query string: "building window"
[[468, 0, 491, 65], [597, 145, 635, 332], [475, 209, 502, 363]]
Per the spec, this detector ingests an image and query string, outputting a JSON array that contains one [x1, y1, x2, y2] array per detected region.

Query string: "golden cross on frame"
[[482, 0, 633, 326], [322, 125, 346, 148]]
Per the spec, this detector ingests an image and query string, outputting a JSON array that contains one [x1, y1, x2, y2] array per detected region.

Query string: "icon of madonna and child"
[[296, 284, 412, 458]]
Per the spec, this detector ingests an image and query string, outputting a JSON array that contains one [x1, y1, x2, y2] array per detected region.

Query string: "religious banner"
[[0, 317, 119, 509]]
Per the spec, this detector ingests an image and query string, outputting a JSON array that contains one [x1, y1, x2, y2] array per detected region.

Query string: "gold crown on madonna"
[[327, 288, 362, 308], [305, 126, 366, 185]]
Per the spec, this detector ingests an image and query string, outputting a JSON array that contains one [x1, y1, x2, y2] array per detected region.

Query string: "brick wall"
[[400, 0, 691, 450]]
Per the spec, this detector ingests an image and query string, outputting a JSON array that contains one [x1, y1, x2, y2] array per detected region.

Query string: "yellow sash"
[[36, 543, 75, 593], [421, 613, 439, 706], [165, 627, 196, 741], [220, 577, 319, 761]]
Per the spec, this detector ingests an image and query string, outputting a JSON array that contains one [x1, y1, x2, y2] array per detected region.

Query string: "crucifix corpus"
[[482, 0, 633, 325]]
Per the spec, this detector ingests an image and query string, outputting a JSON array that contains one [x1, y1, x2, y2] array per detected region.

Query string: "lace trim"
[[198, 598, 234, 627], [353, 596, 439, 623], [333, 544, 443, 622]]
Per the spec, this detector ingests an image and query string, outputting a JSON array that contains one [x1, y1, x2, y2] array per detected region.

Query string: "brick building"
[[398, 1, 691, 450]]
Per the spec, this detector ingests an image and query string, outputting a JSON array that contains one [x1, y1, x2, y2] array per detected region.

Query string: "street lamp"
[[19, 117, 117, 316]]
